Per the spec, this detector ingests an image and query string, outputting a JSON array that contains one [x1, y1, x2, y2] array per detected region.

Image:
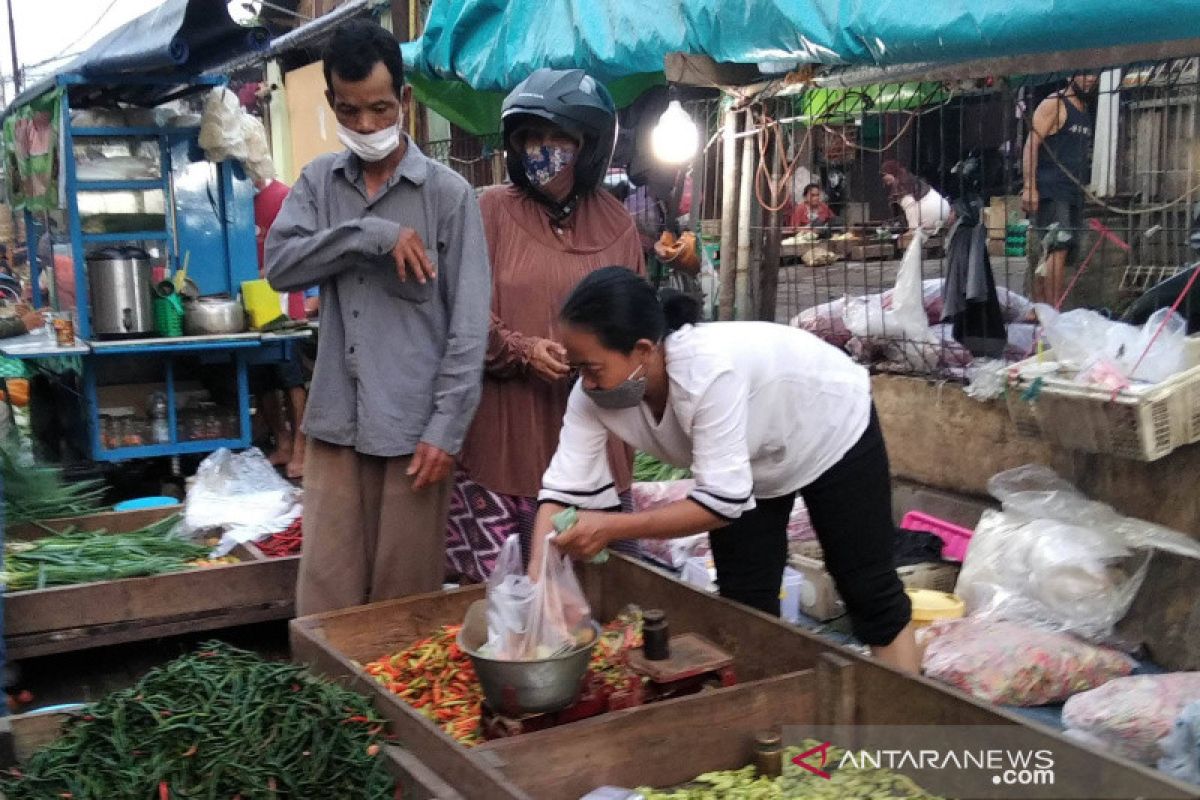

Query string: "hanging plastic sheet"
[[2, 88, 62, 212]]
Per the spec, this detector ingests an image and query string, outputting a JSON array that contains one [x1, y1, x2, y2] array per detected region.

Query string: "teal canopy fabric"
[[402, 0, 1200, 92]]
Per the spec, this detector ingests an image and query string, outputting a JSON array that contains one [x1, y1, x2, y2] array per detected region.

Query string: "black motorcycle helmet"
[[502, 68, 617, 219]]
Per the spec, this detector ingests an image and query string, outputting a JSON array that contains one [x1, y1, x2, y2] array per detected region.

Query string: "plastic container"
[[242, 278, 285, 330], [1005, 344, 1200, 461], [779, 567, 804, 624], [901, 511, 975, 562], [907, 588, 965, 628], [114, 496, 181, 512]]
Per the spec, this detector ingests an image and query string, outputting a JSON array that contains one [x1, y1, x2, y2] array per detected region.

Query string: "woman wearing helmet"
[[447, 69, 645, 582]]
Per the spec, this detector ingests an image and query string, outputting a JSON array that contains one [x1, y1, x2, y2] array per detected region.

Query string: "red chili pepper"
[[158, 781, 169, 800]]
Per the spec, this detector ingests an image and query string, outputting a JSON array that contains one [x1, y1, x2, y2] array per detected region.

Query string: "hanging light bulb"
[[651, 99, 700, 165]]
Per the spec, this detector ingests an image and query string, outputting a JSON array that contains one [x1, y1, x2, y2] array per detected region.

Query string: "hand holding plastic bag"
[[484, 534, 594, 660]]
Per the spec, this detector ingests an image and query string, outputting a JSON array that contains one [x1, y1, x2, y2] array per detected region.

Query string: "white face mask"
[[337, 119, 402, 163]]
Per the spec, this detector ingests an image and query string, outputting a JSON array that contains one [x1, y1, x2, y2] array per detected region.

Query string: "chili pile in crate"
[[363, 609, 645, 746], [257, 517, 303, 557]]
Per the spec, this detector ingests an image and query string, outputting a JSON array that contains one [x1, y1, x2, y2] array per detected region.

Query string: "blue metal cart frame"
[[16, 73, 299, 463]]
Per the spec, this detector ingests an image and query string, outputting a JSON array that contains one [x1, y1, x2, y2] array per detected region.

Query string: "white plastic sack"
[[198, 88, 276, 184], [198, 88, 247, 162], [484, 534, 594, 660], [844, 231, 939, 371], [183, 447, 301, 555], [1035, 304, 1188, 384], [955, 508, 1149, 646], [1063, 673, 1200, 763]]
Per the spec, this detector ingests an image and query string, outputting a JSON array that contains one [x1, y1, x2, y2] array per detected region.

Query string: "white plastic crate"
[[1005, 347, 1200, 461]]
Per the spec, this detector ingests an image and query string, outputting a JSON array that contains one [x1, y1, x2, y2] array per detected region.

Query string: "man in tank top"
[[1021, 73, 1098, 307]]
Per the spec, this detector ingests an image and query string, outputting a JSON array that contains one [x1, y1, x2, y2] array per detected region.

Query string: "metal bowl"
[[184, 296, 246, 336], [458, 619, 600, 716]]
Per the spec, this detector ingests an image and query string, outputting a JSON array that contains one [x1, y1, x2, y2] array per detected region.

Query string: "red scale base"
[[479, 633, 736, 740]]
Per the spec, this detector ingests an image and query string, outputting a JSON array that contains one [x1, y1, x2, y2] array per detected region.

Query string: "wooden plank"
[[385, 746, 466, 800], [479, 671, 814, 800], [7, 506, 178, 540], [814, 652, 857, 727], [849, 658, 1200, 799], [5, 549, 297, 637], [290, 604, 529, 800], [294, 556, 1199, 800], [0, 709, 76, 768], [6, 600, 292, 660]]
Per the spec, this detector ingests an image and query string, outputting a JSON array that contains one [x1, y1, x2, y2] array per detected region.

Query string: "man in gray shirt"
[[266, 19, 490, 615]]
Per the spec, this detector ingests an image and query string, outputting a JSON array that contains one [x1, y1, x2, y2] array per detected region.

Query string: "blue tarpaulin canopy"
[[402, 0, 1200, 92], [5, 0, 269, 114]]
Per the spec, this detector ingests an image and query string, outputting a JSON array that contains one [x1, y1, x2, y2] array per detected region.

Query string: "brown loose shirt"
[[458, 185, 645, 499]]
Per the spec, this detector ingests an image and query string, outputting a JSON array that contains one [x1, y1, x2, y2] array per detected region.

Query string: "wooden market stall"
[[291, 555, 1200, 800]]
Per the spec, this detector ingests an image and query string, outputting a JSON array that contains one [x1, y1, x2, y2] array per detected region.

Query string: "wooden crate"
[[292, 556, 1198, 800], [5, 508, 299, 660], [0, 707, 460, 800], [847, 241, 896, 261]]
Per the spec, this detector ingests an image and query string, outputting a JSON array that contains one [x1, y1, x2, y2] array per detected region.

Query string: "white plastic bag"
[[1035, 304, 1188, 384], [198, 88, 247, 162], [843, 231, 939, 370], [183, 447, 301, 555], [1063, 673, 1200, 763], [484, 534, 594, 660], [955, 508, 1149, 646]]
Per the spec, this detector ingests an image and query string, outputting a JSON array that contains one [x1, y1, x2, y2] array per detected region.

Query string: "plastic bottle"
[[149, 391, 170, 444]]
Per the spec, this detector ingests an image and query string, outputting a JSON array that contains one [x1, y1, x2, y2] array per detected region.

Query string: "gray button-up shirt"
[[265, 139, 490, 457]]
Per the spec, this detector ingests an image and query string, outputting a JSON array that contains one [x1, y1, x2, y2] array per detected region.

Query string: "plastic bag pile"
[[954, 465, 1200, 648], [183, 447, 301, 555], [198, 88, 274, 185], [1036, 304, 1190, 387]]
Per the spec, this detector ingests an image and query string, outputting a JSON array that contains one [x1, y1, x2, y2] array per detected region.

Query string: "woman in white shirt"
[[532, 267, 919, 672]]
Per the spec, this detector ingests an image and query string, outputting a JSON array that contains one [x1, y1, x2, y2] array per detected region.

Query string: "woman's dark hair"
[[560, 266, 701, 353], [802, 183, 821, 196], [322, 20, 405, 100]]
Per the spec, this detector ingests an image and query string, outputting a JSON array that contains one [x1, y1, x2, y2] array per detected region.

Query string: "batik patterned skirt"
[[445, 467, 639, 584]]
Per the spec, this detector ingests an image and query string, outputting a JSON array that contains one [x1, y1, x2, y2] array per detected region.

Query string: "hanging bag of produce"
[[484, 534, 594, 660]]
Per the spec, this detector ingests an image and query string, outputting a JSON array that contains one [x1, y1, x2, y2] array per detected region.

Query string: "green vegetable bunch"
[[0, 642, 395, 799], [1, 444, 107, 524], [2, 515, 207, 591], [633, 451, 691, 483]]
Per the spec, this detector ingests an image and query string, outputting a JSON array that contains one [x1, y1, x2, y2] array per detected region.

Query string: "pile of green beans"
[[636, 741, 944, 799], [0, 642, 395, 799]]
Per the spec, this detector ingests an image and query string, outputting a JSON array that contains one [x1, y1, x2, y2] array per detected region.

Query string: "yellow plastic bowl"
[[906, 588, 965, 628]]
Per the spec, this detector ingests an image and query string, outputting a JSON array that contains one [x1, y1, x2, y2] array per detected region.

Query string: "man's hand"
[[1021, 186, 1039, 214], [528, 337, 570, 382], [392, 228, 436, 284], [553, 510, 616, 561], [18, 306, 44, 332], [407, 441, 453, 490]]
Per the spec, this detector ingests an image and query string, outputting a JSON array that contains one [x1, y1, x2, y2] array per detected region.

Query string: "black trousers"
[[707, 406, 911, 646]]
